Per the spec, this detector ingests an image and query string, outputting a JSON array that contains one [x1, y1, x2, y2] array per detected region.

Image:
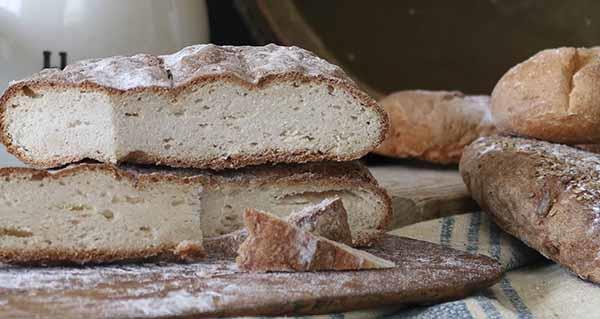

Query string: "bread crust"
[[236, 208, 394, 272], [0, 161, 392, 265], [460, 136, 600, 283], [374, 90, 495, 164], [0, 44, 389, 170], [491, 47, 600, 144]]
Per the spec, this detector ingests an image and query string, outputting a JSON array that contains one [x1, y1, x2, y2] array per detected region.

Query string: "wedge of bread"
[[0, 161, 391, 265], [0, 44, 388, 170], [460, 136, 600, 283], [287, 197, 352, 245], [206, 197, 354, 254], [236, 208, 395, 272]]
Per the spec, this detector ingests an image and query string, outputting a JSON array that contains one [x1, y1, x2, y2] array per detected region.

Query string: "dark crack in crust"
[[0, 44, 389, 170]]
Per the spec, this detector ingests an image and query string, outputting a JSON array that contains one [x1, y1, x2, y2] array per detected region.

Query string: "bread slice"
[[0, 44, 388, 170], [0, 161, 391, 264], [286, 197, 352, 245], [374, 90, 496, 164], [460, 136, 600, 283], [236, 208, 395, 272], [491, 47, 600, 144]]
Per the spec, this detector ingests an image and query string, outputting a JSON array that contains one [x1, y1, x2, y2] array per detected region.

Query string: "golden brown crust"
[[0, 44, 389, 170], [374, 90, 495, 164], [491, 47, 600, 144], [460, 135, 600, 283], [236, 208, 394, 272]]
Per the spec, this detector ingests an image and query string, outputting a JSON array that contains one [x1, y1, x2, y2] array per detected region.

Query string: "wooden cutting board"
[[370, 164, 477, 228], [0, 235, 501, 318]]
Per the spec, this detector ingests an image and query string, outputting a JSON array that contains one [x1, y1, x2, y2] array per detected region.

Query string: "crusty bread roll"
[[491, 47, 600, 144], [374, 90, 496, 164], [0, 44, 388, 170], [460, 135, 600, 283], [236, 208, 395, 272], [0, 161, 391, 265]]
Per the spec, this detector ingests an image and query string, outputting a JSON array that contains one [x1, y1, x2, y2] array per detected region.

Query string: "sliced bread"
[[236, 208, 395, 272], [0, 161, 391, 265], [0, 44, 388, 169]]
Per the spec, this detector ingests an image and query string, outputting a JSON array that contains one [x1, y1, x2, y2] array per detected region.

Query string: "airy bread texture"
[[374, 90, 495, 164], [491, 47, 600, 144], [0, 161, 391, 264], [460, 136, 600, 283], [0, 165, 205, 265], [236, 208, 395, 272], [0, 44, 388, 170]]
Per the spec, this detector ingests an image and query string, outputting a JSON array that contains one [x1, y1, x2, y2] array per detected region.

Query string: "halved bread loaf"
[[0, 44, 388, 169], [460, 136, 600, 283], [0, 161, 391, 265], [236, 208, 395, 272]]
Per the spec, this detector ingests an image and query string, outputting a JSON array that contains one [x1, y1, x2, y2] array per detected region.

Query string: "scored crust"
[[0, 44, 389, 169], [374, 90, 496, 164], [491, 47, 600, 144], [460, 136, 600, 283]]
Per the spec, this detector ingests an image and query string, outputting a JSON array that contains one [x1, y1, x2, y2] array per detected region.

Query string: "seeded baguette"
[[0, 44, 388, 170], [460, 136, 600, 283], [0, 161, 391, 265]]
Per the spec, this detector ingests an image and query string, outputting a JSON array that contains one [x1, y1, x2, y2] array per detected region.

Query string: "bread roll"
[[491, 47, 600, 143], [460, 135, 600, 283], [374, 90, 495, 164]]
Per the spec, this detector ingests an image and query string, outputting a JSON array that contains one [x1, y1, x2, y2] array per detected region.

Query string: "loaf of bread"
[[236, 208, 395, 272], [0, 161, 391, 265], [0, 44, 388, 170], [460, 135, 600, 283], [491, 47, 600, 144], [374, 90, 495, 164]]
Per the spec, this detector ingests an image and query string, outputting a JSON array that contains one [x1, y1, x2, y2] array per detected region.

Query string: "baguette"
[[0, 161, 391, 265], [0, 44, 388, 169], [374, 90, 495, 164], [460, 136, 600, 283], [491, 47, 600, 144], [236, 208, 395, 272]]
